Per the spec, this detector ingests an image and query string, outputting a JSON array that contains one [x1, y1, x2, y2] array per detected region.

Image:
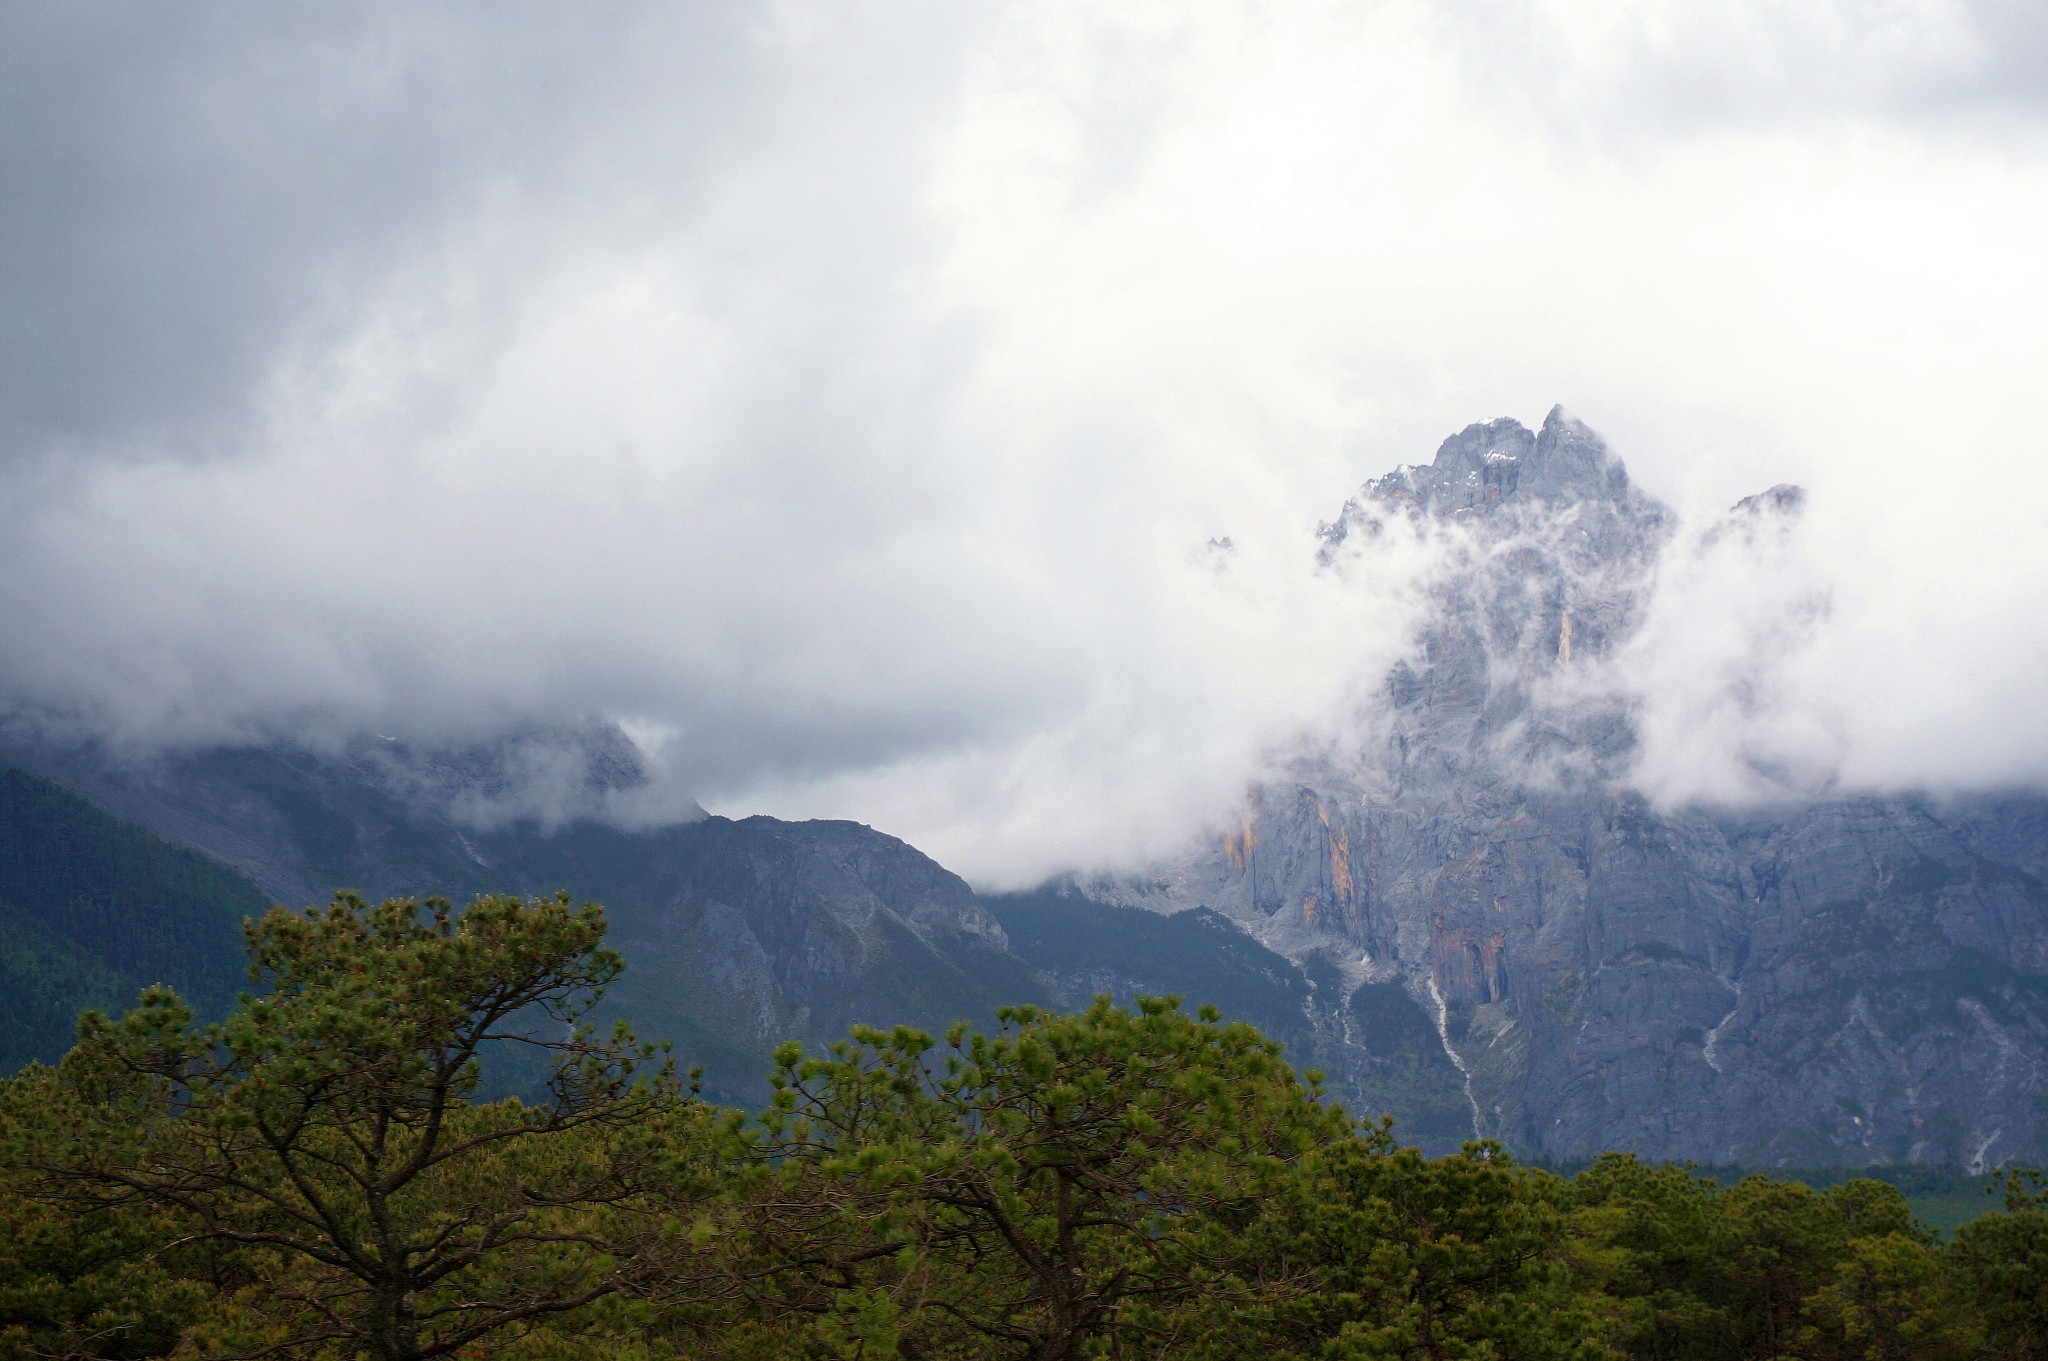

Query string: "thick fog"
[[2, 2, 2045, 885]]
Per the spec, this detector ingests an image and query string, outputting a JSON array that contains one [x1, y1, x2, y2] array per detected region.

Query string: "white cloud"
[[1, 1, 2044, 885]]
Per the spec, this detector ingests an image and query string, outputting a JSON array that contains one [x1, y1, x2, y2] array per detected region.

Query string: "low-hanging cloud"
[[1, 1, 2045, 887]]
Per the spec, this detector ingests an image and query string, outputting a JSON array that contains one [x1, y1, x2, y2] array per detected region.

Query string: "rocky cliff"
[[1079, 408, 2048, 1168]]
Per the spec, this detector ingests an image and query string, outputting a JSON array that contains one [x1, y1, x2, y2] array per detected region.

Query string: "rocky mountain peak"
[[1728, 481, 1808, 523], [1107, 413, 2048, 1168], [1354, 406, 1636, 520], [1318, 406, 1666, 574]]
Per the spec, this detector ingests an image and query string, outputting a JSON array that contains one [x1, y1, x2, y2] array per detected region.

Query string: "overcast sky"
[[2, 1, 2045, 885]]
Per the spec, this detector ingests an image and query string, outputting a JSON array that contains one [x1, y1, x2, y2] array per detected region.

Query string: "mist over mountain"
[[7, 407, 2045, 1168], [1064, 409, 2048, 1167], [1, 5, 2045, 1176], [2, 5, 2046, 891]]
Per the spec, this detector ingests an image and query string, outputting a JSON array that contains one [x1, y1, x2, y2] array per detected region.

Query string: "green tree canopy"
[[6, 892, 706, 1361], [740, 995, 1347, 1360]]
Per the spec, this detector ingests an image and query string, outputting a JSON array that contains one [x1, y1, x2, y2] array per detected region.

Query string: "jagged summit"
[[1365, 407, 1635, 515], [1097, 411, 2048, 1167], [1728, 482, 1807, 521], [1319, 407, 1667, 568]]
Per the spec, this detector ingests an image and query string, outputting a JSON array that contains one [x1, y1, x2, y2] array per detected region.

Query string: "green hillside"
[[987, 890, 1316, 1050], [0, 765, 267, 1072], [987, 890, 1477, 1149]]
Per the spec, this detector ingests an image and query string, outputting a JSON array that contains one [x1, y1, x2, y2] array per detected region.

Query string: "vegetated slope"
[[0, 734, 1048, 1103], [0, 765, 265, 1072], [1082, 409, 2048, 1168], [1705, 1164, 1999, 1240], [989, 887, 1474, 1150], [497, 812, 1049, 1103], [989, 889, 1317, 1044]]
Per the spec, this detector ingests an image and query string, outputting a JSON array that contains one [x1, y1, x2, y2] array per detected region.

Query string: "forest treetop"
[[2, 892, 2042, 1361]]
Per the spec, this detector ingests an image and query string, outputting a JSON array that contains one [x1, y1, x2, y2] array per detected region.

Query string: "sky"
[[2, 0, 2045, 886]]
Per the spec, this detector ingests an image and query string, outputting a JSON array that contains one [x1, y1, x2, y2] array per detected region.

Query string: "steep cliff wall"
[[1094, 409, 2048, 1167]]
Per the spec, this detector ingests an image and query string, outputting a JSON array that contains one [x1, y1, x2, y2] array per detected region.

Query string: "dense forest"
[[2, 893, 2043, 1361], [0, 768, 264, 1075]]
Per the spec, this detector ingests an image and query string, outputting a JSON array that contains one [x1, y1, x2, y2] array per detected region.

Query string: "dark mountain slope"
[[0, 737, 1048, 1102], [990, 887, 1474, 1148], [0, 765, 266, 1072], [989, 888, 1315, 1044]]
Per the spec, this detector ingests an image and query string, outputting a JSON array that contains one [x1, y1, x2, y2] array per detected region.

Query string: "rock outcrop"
[[1087, 408, 2048, 1167]]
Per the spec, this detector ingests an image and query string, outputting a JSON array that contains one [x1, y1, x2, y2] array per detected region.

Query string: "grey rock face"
[[611, 814, 1039, 1075], [1100, 408, 2048, 1167]]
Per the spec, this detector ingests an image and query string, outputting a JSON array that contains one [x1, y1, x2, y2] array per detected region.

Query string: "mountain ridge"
[[0, 737, 1047, 1104], [5, 409, 2043, 1165], [1076, 409, 2048, 1166], [0, 765, 264, 1072]]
